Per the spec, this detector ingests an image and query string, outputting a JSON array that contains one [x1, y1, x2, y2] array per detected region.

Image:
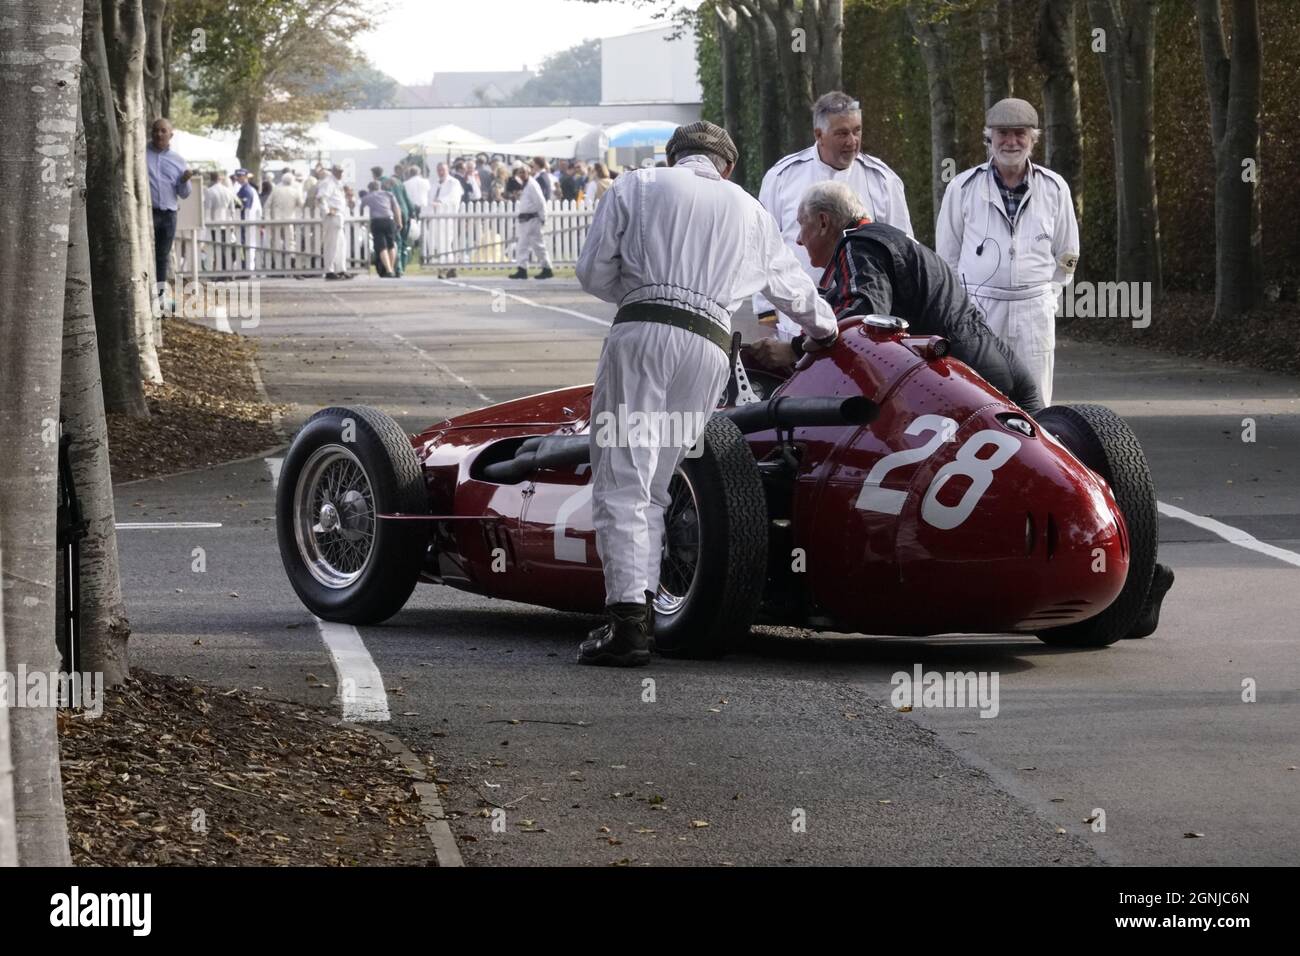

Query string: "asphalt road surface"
[[117, 275, 1299, 866]]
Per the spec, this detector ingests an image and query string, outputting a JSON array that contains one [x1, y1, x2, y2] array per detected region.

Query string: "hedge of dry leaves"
[[1061, 291, 1300, 377], [107, 319, 285, 483], [59, 671, 435, 866]]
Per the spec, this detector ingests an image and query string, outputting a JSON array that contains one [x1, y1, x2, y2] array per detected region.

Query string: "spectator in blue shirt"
[[146, 118, 193, 292]]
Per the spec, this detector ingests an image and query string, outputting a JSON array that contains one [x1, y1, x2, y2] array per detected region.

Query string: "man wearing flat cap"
[[754, 91, 914, 342], [574, 120, 839, 667], [936, 97, 1080, 407]]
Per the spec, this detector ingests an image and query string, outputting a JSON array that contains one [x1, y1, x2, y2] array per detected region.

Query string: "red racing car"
[[276, 315, 1161, 658]]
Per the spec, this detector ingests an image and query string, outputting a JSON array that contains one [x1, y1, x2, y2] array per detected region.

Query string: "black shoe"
[[534, 267, 554, 279], [578, 603, 652, 667], [1125, 563, 1174, 638], [644, 590, 657, 653], [508, 268, 528, 279]]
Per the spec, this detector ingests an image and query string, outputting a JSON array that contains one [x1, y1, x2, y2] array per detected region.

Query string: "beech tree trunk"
[[0, 0, 82, 868], [909, 2, 961, 217], [1037, 0, 1084, 221], [237, 98, 263, 181], [806, 0, 844, 94], [1088, 0, 1163, 295], [1197, 0, 1262, 321], [760, 0, 812, 155], [63, 104, 132, 688], [716, 4, 747, 188], [979, 0, 1014, 111], [80, 0, 151, 415], [736, 1, 783, 171]]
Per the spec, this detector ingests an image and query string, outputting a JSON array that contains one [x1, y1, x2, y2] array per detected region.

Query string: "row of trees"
[[695, 0, 1273, 323]]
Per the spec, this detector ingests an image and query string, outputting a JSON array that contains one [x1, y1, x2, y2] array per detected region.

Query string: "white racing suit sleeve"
[[575, 180, 626, 303], [935, 176, 964, 273], [751, 165, 780, 318], [1051, 177, 1081, 288], [755, 208, 838, 341], [883, 168, 915, 239]]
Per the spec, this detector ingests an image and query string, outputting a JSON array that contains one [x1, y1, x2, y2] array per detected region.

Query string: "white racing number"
[[856, 417, 1021, 529], [553, 464, 592, 563]]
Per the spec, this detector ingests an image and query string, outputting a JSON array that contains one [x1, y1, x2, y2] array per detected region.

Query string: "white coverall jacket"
[[577, 154, 838, 605], [753, 146, 913, 340], [315, 174, 348, 274], [935, 160, 1080, 407], [424, 175, 463, 265], [514, 176, 551, 269]]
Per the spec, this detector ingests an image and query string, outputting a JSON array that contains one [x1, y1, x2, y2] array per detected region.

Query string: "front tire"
[[276, 406, 428, 624], [1034, 404, 1158, 647], [652, 416, 768, 659]]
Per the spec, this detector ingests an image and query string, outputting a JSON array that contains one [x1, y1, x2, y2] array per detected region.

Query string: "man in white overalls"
[[936, 98, 1080, 408]]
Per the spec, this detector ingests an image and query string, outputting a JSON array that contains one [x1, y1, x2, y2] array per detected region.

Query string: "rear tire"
[[652, 417, 768, 659], [1034, 404, 1157, 648], [276, 405, 428, 624]]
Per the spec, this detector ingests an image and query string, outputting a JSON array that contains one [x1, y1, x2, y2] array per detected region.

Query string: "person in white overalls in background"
[[575, 121, 840, 667], [753, 90, 913, 342], [936, 97, 1080, 408]]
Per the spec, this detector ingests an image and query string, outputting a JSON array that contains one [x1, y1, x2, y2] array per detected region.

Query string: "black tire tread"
[[1035, 403, 1158, 647], [278, 406, 428, 624]]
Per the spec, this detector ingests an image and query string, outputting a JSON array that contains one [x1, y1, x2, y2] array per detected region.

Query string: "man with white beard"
[[754, 91, 913, 341], [936, 97, 1080, 407], [574, 121, 839, 667]]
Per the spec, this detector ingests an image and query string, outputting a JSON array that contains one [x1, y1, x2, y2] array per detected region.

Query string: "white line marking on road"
[[436, 277, 613, 328], [316, 617, 392, 723], [389, 331, 494, 404], [115, 522, 223, 530], [1158, 500, 1300, 568], [265, 456, 390, 723]]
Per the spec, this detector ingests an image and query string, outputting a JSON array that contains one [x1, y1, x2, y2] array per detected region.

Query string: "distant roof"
[[397, 71, 535, 108]]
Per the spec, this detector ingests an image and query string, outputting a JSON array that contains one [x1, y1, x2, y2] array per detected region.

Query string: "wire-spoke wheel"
[[295, 445, 377, 589], [277, 406, 428, 624], [651, 416, 768, 659]]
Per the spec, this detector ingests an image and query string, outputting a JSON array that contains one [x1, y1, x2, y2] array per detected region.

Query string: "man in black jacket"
[[751, 180, 1044, 414]]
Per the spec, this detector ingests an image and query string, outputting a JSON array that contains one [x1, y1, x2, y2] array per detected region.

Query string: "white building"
[[326, 24, 701, 178]]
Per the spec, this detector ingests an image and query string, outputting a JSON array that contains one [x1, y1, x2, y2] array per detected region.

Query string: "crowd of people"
[[146, 121, 625, 284]]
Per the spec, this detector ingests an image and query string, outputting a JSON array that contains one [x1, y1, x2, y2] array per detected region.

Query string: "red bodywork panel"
[[402, 319, 1129, 636]]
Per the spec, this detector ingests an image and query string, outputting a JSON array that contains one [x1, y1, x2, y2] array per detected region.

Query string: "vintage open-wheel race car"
[[276, 314, 1161, 658]]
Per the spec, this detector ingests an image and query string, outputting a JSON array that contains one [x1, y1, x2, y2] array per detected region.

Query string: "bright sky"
[[357, 0, 682, 84]]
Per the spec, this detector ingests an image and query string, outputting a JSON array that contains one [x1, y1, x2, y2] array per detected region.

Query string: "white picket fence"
[[173, 216, 374, 279], [420, 199, 596, 270]]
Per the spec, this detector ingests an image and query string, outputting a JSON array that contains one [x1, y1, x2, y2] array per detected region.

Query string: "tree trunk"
[[81, 0, 151, 416], [0, 0, 82, 868], [737, 1, 783, 171], [237, 98, 263, 181], [1088, 0, 1163, 295], [143, 0, 170, 121], [63, 102, 132, 688], [94, 0, 164, 385], [1197, 0, 1262, 321], [979, 0, 1014, 111], [716, 4, 747, 188], [0, 563, 15, 867], [909, 2, 961, 218], [1037, 0, 1084, 222], [761, 0, 812, 155], [807, 0, 844, 94]]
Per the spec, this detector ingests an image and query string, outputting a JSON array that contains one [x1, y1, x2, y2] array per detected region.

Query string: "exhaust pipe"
[[482, 396, 877, 483]]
